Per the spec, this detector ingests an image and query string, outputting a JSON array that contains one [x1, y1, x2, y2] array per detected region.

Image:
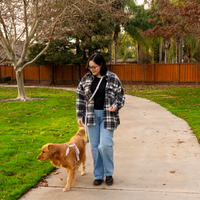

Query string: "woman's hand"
[[77, 118, 84, 127], [108, 106, 116, 112]]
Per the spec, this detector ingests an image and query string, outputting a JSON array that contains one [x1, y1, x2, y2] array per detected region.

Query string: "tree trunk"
[[113, 25, 120, 64], [180, 37, 183, 63], [76, 38, 81, 83], [89, 37, 92, 56], [188, 46, 191, 63], [159, 41, 162, 63], [138, 44, 141, 64], [114, 43, 117, 64], [77, 64, 81, 83], [164, 38, 170, 63], [16, 71, 27, 101], [109, 40, 112, 64], [176, 38, 180, 63]]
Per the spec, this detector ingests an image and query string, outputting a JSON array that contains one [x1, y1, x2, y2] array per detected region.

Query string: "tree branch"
[[0, 16, 14, 57], [86, 0, 115, 6], [0, 29, 14, 61], [23, 0, 29, 41], [0, 54, 7, 64], [18, 1, 80, 73]]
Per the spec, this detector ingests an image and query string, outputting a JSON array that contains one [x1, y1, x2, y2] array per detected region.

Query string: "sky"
[[137, 0, 144, 5]]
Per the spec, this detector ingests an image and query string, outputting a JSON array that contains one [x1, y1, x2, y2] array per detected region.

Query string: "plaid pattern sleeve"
[[104, 71, 125, 130], [76, 71, 125, 130], [76, 80, 86, 119], [111, 78, 125, 111]]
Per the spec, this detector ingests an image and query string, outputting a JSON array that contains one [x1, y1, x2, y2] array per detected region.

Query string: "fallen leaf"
[[177, 140, 184, 144], [42, 183, 48, 187], [54, 172, 59, 175], [8, 173, 15, 176], [170, 171, 176, 173]]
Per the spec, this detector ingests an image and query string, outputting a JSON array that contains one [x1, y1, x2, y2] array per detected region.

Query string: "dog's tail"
[[77, 127, 86, 137]]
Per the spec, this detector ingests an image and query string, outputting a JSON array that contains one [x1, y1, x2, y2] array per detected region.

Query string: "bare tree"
[[0, 0, 126, 101]]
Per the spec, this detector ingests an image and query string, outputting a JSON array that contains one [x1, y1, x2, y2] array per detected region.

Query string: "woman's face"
[[88, 60, 101, 77]]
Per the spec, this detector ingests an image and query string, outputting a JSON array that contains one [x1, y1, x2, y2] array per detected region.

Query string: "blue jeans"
[[87, 109, 114, 180]]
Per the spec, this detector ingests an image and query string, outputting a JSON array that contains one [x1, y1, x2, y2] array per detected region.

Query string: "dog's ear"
[[77, 128, 85, 136], [48, 144, 57, 155]]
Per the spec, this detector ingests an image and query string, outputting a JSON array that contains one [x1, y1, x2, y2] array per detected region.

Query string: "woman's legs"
[[99, 122, 114, 177], [87, 110, 114, 180], [87, 122, 104, 180]]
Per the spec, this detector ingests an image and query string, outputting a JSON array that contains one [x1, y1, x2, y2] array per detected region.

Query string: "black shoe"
[[93, 179, 103, 185], [105, 176, 113, 185]]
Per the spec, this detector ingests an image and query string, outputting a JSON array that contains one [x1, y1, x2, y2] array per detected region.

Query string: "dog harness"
[[65, 143, 80, 162]]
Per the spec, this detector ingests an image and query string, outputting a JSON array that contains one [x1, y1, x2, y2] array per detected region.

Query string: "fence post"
[[71, 65, 73, 83], [62, 65, 64, 83], [38, 66, 40, 84], [0, 66, 1, 83], [23, 67, 25, 84], [12, 65, 14, 83], [179, 64, 180, 84], [154, 64, 156, 83], [131, 65, 132, 83]]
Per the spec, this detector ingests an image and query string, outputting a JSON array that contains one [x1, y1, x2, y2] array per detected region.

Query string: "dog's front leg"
[[63, 168, 74, 192]]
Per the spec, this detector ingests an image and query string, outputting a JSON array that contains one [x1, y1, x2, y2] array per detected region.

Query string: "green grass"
[[1, 85, 200, 200], [124, 85, 200, 140], [0, 87, 78, 200]]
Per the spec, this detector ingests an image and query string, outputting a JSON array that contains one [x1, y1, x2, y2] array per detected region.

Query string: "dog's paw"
[[81, 171, 86, 176], [63, 187, 70, 192]]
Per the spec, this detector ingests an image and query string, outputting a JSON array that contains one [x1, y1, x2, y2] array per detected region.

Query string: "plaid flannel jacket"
[[76, 70, 125, 130]]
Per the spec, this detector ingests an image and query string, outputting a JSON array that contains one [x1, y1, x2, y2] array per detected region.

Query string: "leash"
[[83, 76, 105, 167], [68, 76, 104, 168]]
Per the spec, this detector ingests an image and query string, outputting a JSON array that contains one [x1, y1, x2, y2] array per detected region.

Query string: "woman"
[[76, 53, 125, 186]]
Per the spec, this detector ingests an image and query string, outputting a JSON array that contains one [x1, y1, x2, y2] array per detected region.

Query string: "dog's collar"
[[65, 143, 80, 162]]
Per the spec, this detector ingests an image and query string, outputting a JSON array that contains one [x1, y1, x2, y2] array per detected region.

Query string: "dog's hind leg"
[[81, 152, 86, 176], [72, 166, 79, 186]]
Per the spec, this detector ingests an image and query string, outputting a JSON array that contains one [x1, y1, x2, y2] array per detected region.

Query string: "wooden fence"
[[0, 63, 200, 85]]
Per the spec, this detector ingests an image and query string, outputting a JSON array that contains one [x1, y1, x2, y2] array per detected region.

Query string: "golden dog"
[[37, 127, 86, 191]]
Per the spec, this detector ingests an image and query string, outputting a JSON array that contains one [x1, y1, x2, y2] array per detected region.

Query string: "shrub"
[[2, 75, 11, 83]]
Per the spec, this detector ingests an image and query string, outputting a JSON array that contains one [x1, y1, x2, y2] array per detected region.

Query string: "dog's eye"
[[43, 151, 45, 154]]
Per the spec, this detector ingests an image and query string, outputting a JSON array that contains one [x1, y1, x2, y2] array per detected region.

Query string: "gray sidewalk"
[[19, 93, 200, 200]]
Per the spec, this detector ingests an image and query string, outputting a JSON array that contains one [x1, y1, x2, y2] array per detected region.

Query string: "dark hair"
[[86, 53, 108, 76]]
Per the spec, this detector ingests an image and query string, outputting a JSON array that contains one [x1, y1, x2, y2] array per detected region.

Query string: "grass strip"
[[124, 85, 200, 141], [1, 85, 200, 200], [0, 87, 78, 200]]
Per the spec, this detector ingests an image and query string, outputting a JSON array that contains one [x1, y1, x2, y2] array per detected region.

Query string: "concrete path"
[[14, 92, 200, 199]]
